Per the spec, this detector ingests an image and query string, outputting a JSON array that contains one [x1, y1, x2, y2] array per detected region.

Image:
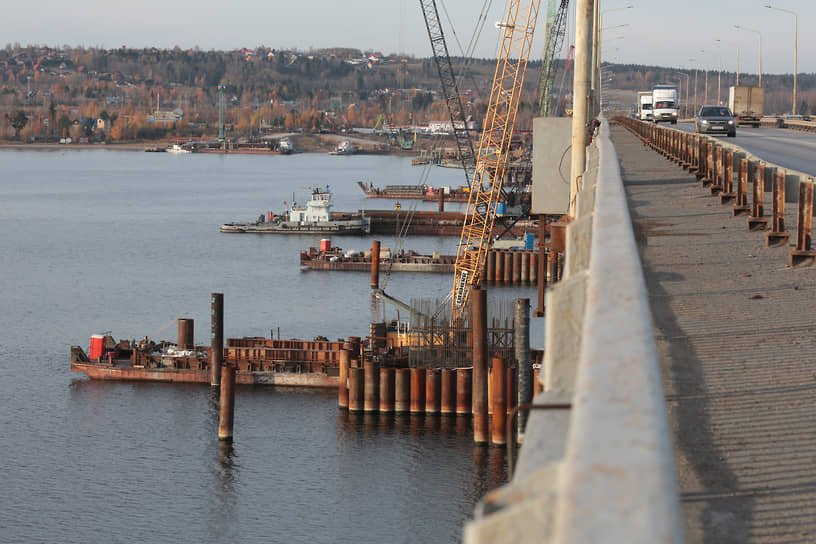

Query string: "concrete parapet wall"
[[465, 117, 684, 544]]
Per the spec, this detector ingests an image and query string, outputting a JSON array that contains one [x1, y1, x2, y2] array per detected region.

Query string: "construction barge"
[[357, 181, 471, 202], [71, 328, 383, 387], [300, 241, 541, 285]]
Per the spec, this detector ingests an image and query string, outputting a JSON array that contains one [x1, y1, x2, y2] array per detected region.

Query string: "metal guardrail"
[[464, 118, 685, 543], [619, 117, 816, 266]]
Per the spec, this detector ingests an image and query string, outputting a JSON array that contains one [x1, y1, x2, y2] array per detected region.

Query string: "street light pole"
[[700, 50, 720, 104], [765, 5, 798, 114], [674, 72, 689, 118], [734, 25, 762, 87], [689, 58, 698, 115], [597, 5, 633, 117], [716, 39, 740, 86]]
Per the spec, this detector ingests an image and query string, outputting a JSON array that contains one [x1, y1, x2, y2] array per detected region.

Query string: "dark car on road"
[[695, 106, 736, 137]]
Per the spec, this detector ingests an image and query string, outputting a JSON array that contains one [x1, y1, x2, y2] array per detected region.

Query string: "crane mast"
[[451, 0, 541, 320], [419, 0, 477, 186], [538, 0, 570, 117]]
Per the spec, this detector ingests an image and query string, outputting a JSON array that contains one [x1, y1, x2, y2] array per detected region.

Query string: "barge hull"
[[71, 361, 339, 387]]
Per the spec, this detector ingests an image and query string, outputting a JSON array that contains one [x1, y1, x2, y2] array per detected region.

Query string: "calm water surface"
[[0, 148, 538, 543]]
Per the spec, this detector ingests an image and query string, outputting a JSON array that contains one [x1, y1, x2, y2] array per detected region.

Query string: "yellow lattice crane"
[[451, 0, 542, 321]]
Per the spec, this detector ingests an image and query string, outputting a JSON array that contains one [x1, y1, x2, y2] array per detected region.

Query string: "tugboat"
[[220, 185, 370, 234]]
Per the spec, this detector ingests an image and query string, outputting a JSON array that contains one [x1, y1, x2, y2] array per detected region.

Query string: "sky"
[[3, 0, 815, 75]]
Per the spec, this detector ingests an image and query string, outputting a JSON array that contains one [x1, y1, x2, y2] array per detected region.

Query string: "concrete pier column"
[[379, 367, 395, 413], [370, 240, 380, 289], [425, 368, 441, 414], [363, 360, 380, 412], [395, 368, 411, 413], [217, 363, 236, 441], [515, 298, 531, 437], [178, 318, 194, 350], [440, 369, 455, 415], [410, 368, 426, 414], [338, 347, 350, 409], [456, 368, 472, 415], [210, 293, 223, 387], [472, 287, 488, 443], [491, 357, 507, 446], [348, 366, 364, 412]]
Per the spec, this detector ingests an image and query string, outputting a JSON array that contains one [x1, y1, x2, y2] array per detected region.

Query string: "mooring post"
[[515, 298, 531, 440], [472, 287, 488, 444], [338, 345, 350, 409], [178, 318, 194, 350], [370, 240, 380, 289], [491, 356, 507, 446], [210, 293, 223, 387], [217, 362, 236, 441]]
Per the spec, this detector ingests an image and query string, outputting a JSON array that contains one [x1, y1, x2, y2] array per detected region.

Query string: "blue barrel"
[[496, 202, 506, 216], [524, 233, 535, 250]]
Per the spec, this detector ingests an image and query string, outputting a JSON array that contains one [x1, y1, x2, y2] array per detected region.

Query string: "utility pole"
[[570, 0, 594, 218], [218, 83, 226, 142]]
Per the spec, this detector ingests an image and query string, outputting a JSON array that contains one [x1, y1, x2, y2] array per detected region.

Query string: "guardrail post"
[[710, 145, 723, 194], [732, 158, 750, 215], [767, 170, 791, 247], [748, 163, 768, 231], [702, 141, 714, 187], [789, 181, 816, 266], [695, 137, 707, 181], [719, 149, 735, 203]]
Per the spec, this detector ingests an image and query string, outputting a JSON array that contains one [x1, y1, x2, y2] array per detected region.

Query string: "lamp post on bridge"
[[597, 5, 634, 114], [700, 49, 721, 105], [734, 24, 762, 87], [715, 38, 740, 86], [688, 58, 699, 116], [674, 72, 690, 119], [765, 5, 797, 115]]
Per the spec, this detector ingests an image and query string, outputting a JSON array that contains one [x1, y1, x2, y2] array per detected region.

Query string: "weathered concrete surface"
[[612, 125, 816, 543]]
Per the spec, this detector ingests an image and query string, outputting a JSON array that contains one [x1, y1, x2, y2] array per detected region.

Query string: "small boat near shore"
[[328, 139, 357, 155], [221, 185, 370, 234]]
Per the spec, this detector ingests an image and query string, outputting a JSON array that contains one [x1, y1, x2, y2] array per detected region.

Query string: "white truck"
[[651, 85, 679, 124], [637, 91, 653, 121], [728, 86, 764, 127]]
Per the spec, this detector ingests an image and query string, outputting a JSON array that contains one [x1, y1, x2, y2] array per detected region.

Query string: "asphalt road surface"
[[674, 122, 816, 176]]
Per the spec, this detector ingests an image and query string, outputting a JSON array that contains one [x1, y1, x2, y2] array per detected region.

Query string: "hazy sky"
[[4, 1, 814, 75]]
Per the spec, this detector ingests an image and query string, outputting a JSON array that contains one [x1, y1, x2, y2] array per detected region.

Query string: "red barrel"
[[320, 238, 331, 252], [89, 335, 105, 360], [395, 368, 411, 413], [363, 361, 380, 413], [440, 369, 455, 415], [425, 369, 441, 414], [379, 367, 395, 413], [456, 367, 472, 415], [410, 368, 426, 414]]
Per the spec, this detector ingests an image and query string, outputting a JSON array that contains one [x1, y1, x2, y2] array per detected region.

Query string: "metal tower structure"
[[538, 0, 570, 116], [419, 0, 477, 187], [451, 0, 542, 320]]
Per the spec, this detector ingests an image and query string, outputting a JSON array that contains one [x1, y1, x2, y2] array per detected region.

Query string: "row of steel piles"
[[338, 289, 538, 447]]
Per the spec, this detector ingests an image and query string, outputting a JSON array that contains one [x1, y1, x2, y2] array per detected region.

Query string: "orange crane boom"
[[451, 0, 541, 321]]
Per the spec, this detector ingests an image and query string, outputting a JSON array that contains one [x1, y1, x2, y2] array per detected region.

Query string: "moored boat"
[[221, 185, 370, 234]]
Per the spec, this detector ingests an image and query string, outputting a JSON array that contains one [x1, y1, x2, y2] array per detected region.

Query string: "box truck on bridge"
[[652, 85, 679, 124], [728, 86, 764, 127], [637, 91, 653, 121]]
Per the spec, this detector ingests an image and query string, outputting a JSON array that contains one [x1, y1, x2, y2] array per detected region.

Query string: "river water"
[[0, 147, 539, 543]]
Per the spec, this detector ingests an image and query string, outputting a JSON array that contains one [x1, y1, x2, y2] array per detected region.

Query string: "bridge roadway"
[[674, 122, 816, 176], [612, 124, 816, 543]]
